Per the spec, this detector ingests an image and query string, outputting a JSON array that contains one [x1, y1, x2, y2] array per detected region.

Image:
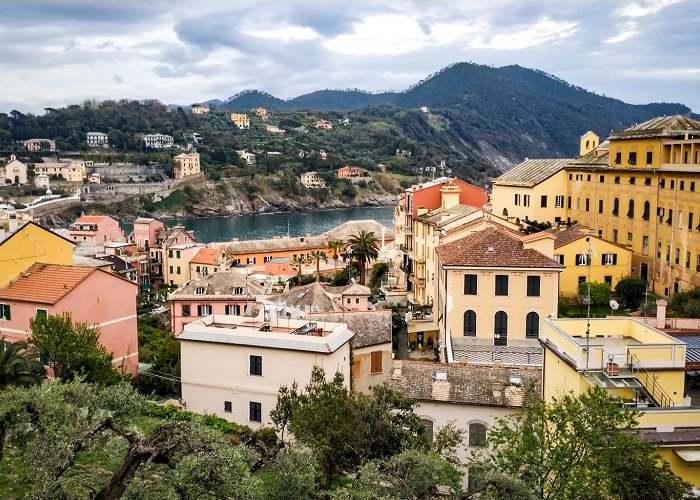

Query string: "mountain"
[[219, 62, 692, 168]]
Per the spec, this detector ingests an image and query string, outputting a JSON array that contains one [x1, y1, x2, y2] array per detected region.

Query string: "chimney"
[[439, 180, 461, 210], [8, 211, 18, 233], [656, 299, 667, 328]]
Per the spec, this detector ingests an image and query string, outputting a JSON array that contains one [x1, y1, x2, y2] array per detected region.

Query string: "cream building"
[[23, 138, 56, 152], [191, 104, 209, 114], [173, 152, 201, 179], [164, 243, 203, 286], [436, 223, 562, 365], [34, 161, 86, 182], [142, 134, 173, 149], [87, 132, 109, 148], [231, 113, 250, 129], [300, 171, 327, 188], [1, 155, 28, 185], [178, 308, 353, 427]]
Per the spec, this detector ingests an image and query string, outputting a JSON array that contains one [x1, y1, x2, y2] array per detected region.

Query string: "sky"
[[1, 0, 699, 114]]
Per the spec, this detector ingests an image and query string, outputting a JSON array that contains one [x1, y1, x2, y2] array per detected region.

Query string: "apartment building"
[[336, 165, 366, 179], [131, 217, 165, 251], [230, 113, 250, 129], [492, 115, 700, 297], [178, 308, 353, 427], [142, 133, 173, 149], [173, 152, 201, 179], [68, 215, 124, 245], [23, 138, 56, 152], [86, 131, 109, 148], [164, 243, 203, 286], [34, 161, 86, 182], [189, 247, 226, 278], [541, 317, 699, 486], [300, 171, 327, 188]]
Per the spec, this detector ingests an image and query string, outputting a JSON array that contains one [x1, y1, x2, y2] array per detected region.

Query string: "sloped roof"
[[389, 361, 541, 407], [437, 226, 563, 269], [494, 158, 572, 187], [226, 235, 326, 254], [0, 263, 95, 304], [133, 217, 157, 224], [323, 219, 394, 241], [341, 283, 371, 296], [548, 225, 587, 248], [168, 271, 264, 300], [310, 310, 392, 348], [190, 247, 223, 265], [569, 150, 610, 167], [417, 204, 481, 228], [74, 215, 114, 224], [270, 282, 341, 312], [0, 221, 75, 248], [609, 115, 700, 140]]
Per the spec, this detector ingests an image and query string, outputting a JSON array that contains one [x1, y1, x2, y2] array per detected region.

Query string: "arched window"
[[525, 312, 540, 339], [502, 208, 508, 217], [627, 199, 635, 218], [463, 310, 477, 337], [494, 311, 508, 346], [585, 140, 590, 149], [612, 198, 619, 216], [469, 422, 487, 446], [642, 201, 650, 220]]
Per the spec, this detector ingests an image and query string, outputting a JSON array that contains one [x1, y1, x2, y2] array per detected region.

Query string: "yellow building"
[[549, 225, 632, 297], [492, 115, 700, 298], [164, 243, 203, 286], [173, 152, 201, 179], [541, 317, 699, 486], [230, 113, 250, 129], [0, 221, 74, 288], [34, 162, 87, 182], [434, 223, 562, 364]]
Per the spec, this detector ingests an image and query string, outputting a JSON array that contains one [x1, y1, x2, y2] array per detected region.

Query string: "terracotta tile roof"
[[341, 283, 371, 296], [0, 263, 95, 304], [494, 158, 571, 187], [75, 215, 112, 224], [190, 247, 223, 265], [547, 225, 587, 248], [437, 226, 562, 269], [389, 361, 541, 407]]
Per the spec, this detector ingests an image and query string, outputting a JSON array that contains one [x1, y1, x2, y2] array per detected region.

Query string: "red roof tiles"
[[0, 263, 95, 304], [190, 247, 223, 265]]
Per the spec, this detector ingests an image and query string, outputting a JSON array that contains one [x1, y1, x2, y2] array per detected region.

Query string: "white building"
[[1, 155, 28, 185], [86, 132, 109, 148], [191, 104, 209, 115], [300, 171, 327, 189], [23, 138, 56, 152], [142, 134, 174, 149], [236, 150, 256, 165], [178, 307, 353, 427]]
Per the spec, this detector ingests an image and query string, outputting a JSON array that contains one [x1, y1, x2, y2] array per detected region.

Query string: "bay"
[[124, 206, 395, 243]]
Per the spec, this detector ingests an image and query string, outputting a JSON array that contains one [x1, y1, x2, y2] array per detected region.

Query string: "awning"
[[675, 449, 700, 466]]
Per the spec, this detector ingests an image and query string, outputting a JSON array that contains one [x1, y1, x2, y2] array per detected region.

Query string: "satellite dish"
[[610, 300, 619, 310]]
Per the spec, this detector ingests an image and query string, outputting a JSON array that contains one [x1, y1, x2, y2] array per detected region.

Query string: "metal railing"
[[627, 354, 675, 408]]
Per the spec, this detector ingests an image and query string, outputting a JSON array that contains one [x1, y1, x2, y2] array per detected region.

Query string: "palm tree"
[[327, 239, 345, 272], [347, 230, 380, 285], [0, 338, 45, 389], [308, 250, 328, 282], [291, 255, 308, 285]]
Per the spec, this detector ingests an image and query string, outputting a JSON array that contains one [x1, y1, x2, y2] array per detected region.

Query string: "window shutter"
[[370, 351, 383, 374]]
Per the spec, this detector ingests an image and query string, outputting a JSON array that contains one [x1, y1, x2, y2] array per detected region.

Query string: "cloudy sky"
[[1, 0, 699, 113]]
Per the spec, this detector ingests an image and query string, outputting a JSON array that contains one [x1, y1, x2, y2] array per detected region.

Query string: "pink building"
[[24, 138, 56, 152], [167, 271, 265, 334], [132, 217, 164, 251], [0, 263, 139, 374], [68, 215, 124, 245]]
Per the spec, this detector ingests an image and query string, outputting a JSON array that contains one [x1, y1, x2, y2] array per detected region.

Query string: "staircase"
[[627, 354, 675, 408]]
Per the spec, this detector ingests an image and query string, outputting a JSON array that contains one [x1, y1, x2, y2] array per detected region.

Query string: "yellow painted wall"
[[491, 171, 569, 225], [656, 448, 700, 487], [542, 348, 587, 400], [0, 223, 73, 287], [555, 235, 632, 296]]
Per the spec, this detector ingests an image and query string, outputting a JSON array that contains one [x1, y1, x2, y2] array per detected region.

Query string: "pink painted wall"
[[340, 294, 370, 311], [170, 298, 252, 334], [69, 217, 124, 245], [133, 220, 164, 250], [0, 270, 139, 374]]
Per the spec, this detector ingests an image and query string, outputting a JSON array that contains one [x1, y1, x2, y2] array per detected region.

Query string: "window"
[[679, 211, 684, 229], [249, 402, 262, 422], [587, 174, 591, 182], [494, 312, 508, 346], [250, 355, 262, 376], [578, 276, 586, 285], [370, 351, 383, 374], [642, 201, 650, 220], [614, 176, 620, 184], [646, 151, 653, 164], [629, 177, 636, 185], [627, 232, 633, 244], [495, 275, 508, 296], [576, 254, 592, 266], [612, 198, 619, 216], [181, 305, 190, 317], [660, 178, 666, 188], [689, 213, 694, 231], [628, 152, 637, 165], [555, 195, 564, 208], [526, 276, 541, 297], [697, 256, 700, 273], [197, 304, 212, 316], [691, 181, 696, 192], [233, 287, 244, 295], [600, 175, 605, 183], [421, 419, 434, 442], [169, 265, 173, 274], [176, 266, 181, 275], [645, 177, 652, 186], [642, 235, 649, 252], [598, 200, 603, 214], [553, 254, 564, 265], [687, 251, 691, 269], [541, 195, 548, 208], [671, 180, 675, 189], [523, 195, 530, 207], [680, 180, 685, 190], [569, 173, 573, 180], [675, 248, 680, 265], [168, 249, 173, 258], [666, 246, 671, 263], [613, 229, 618, 243], [567, 196, 572, 209], [224, 401, 232, 413], [463, 310, 477, 337], [666, 209, 673, 226], [469, 423, 487, 447], [602, 253, 618, 265], [247, 257, 256, 264], [525, 312, 539, 339], [36, 309, 47, 318], [3, 304, 14, 320], [176, 250, 181, 259], [514, 194, 521, 206], [225, 304, 240, 315], [585, 198, 590, 212], [463, 274, 477, 295], [195, 286, 205, 295], [627, 200, 634, 218], [614, 152, 621, 164]]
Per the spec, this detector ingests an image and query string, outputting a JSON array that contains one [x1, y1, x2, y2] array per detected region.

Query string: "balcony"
[[407, 250, 425, 263], [408, 274, 426, 287]]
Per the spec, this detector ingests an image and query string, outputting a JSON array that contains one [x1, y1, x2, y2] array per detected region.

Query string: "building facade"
[[68, 215, 124, 245], [0, 155, 28, 185], [230, 113, 250, 129], [23, 138, 56, 152], [142, 134, 173, 149], [173, 152, 201, 179], [87, 132, 109, 148], [300, 171, 327, 188]]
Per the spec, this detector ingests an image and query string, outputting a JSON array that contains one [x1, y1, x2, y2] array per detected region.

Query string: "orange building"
[[336, 165, 367, 178]]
